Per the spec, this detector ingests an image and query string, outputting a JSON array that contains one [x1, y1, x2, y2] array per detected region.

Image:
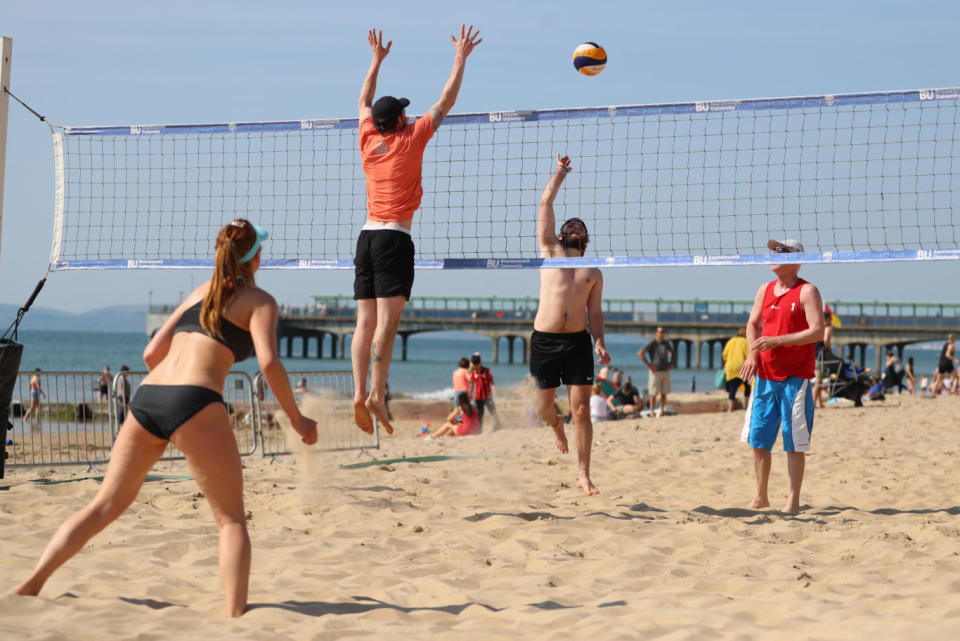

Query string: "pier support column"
[[492, 336, 500, 364], [507, 336, 515, 364], [301, 335, 309, 359], [401, 333, 409, 361], [329, 333, 339, 359], [694, 340, 702, 369]]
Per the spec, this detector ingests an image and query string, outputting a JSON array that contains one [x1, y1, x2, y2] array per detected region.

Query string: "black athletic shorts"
[[353, 229, 415, 300], [939, 359, 956, 375], [529, 330, 595, 389]]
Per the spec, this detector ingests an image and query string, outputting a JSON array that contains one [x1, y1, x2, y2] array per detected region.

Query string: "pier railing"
[[267, 296, 960, 328]]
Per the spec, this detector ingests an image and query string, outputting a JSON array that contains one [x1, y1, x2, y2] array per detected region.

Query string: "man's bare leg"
[[351, 300, 377, 433], [749, 447, 771, 509], [783, 451, 805, 514], [365, 295, 406, 434], [534, 387, 568, 453], [569, 385, 599, 496]]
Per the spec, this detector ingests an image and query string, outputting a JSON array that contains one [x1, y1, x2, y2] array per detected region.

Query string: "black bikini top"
[[173, 301, 254, 362]]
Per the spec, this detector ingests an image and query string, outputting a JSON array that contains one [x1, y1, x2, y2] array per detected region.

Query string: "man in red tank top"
[[739, 239, 825, 514]]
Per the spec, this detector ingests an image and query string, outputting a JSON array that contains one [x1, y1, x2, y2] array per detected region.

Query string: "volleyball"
[[572, 42, 607, 76]]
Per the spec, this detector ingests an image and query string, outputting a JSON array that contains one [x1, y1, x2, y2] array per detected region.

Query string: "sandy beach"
[[3, 390, 960, 639]]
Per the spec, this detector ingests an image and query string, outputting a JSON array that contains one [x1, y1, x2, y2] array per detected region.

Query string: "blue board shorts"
[[740, 376, 813, 452]]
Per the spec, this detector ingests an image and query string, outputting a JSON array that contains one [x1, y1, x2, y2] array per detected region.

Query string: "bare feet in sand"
[[365, 397, 394, 435], [748, 496, 770, 510], [353, 398, 373, 434], [781, 499, 801, 515], [578, 468, 599, 496], [550, 419, 569, 454]]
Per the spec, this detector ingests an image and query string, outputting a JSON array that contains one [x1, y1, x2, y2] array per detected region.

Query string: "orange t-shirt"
[[359, 114, 435, 222]]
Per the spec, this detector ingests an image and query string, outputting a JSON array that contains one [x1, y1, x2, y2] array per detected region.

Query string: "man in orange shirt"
[[352, 26, 482, 434]]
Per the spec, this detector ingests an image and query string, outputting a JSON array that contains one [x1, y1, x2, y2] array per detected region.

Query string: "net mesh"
[[50, 87, 960, 270]]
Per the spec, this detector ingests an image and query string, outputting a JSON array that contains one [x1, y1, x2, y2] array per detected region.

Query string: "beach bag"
[[715, 369, 726, 390], [0, 339, 24, 479]]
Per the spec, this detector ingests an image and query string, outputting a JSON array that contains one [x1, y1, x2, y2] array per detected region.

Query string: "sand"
[[3, 390, 960, 639]]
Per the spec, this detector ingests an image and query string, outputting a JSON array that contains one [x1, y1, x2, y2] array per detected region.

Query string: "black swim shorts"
[[529, 330, 595, 389], [353, 229, 415, 300]]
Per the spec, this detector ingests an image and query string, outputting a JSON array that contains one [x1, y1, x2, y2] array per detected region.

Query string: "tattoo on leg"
[[371, 341, 381, 364]]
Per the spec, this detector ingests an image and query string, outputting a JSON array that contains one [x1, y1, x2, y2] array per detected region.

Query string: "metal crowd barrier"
[[6, 371, 113, 469], [255, 370, 379, 457], [4, 369, 377, 470], [112, 371, 260, 461]]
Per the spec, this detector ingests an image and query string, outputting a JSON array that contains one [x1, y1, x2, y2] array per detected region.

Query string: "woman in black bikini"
[[15, 219, 317, 617]]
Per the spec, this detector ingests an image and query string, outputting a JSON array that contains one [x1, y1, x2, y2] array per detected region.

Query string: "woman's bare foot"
[[550, 420, 569, 453], [578, 468, 599, 496], [364, 397, 394, 435], [353, 399, 373, 434], [748, 496, 770, 509]]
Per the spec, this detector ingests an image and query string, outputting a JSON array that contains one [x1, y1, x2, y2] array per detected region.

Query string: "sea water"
[[12, 329, 948, 399]]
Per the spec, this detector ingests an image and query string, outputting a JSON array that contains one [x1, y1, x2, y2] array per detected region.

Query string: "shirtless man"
[[352, 25, 481, 434], [529, 155, 610, 496]]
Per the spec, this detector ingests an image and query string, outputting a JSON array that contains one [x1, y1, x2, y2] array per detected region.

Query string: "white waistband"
[[361, 222, 412, 235]]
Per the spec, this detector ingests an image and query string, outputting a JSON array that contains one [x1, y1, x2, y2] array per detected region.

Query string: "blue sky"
[[1, 0, 958, 313]]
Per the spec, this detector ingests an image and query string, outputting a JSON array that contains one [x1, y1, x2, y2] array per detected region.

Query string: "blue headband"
[[239, 225, 269, 264]]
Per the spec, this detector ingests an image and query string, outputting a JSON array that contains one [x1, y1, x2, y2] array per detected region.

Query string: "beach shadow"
[[689, 505, 827, 524], [581, 503, 666, 521], [464, 511, 574, 522], [118, 596, 185, 610], [247, 595, 501, 616], [812, 505, 960, 517], [247, 595, 629, 617]]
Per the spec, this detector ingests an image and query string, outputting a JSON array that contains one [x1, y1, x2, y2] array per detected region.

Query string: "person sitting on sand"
[[589, 383, 609, 423], [429, 391, 480, 437], [14, 219, 318, 618]]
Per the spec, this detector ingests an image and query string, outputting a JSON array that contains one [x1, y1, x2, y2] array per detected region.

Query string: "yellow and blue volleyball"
[[572, 42, 607, 76]]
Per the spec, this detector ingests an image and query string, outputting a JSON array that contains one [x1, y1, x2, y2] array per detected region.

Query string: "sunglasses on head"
[[772, 246, 791, 254]]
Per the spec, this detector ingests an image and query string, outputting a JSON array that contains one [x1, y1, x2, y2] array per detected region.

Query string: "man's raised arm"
[[359, 28, 391, 119], [538, 155, 571, 255], [428, 24, 482, 130]]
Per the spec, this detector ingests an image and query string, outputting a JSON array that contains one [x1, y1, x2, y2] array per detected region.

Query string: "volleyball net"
[[49, 87, 960, 271]]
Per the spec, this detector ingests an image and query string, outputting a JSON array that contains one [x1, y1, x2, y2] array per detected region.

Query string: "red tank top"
[[758, 278, 815, 381]]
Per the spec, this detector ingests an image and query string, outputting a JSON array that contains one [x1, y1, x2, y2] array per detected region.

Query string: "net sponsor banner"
[[52, 248, 960, 271], [60, 87, 960, 136]]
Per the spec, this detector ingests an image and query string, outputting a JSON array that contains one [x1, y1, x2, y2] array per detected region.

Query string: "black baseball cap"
[[372, 96, 410, 129]]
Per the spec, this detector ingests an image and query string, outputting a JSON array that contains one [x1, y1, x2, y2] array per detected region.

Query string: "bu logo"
[[486, 259, 500, 268], [693, 255, 707, 265], [695, 102, 708, 112], [488, 112, 503, 122], [129, 126, 141, 134], [917, 249, 933, 260], [919, 89, 936, 100]]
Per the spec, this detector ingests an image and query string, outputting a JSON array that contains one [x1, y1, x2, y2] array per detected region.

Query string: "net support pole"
[[0, 37, 11, 260]]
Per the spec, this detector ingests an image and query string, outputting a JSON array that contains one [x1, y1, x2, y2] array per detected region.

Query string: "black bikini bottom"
[[129, 384, 225, 440]]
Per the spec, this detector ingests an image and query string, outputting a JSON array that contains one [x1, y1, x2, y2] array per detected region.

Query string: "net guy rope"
[[48, 87, 960, 271]]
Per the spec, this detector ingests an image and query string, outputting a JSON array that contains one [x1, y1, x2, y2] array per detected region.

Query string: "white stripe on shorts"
[[790, 378, 811, 452], [740, 385, 756, 444]]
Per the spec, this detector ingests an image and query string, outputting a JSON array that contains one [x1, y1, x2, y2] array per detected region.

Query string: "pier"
[[147, 296, 960, 372]]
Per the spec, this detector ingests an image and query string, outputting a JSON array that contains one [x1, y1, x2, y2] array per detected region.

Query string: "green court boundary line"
[[340, 455, 497, 470], [0, 474, 192, 490]]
